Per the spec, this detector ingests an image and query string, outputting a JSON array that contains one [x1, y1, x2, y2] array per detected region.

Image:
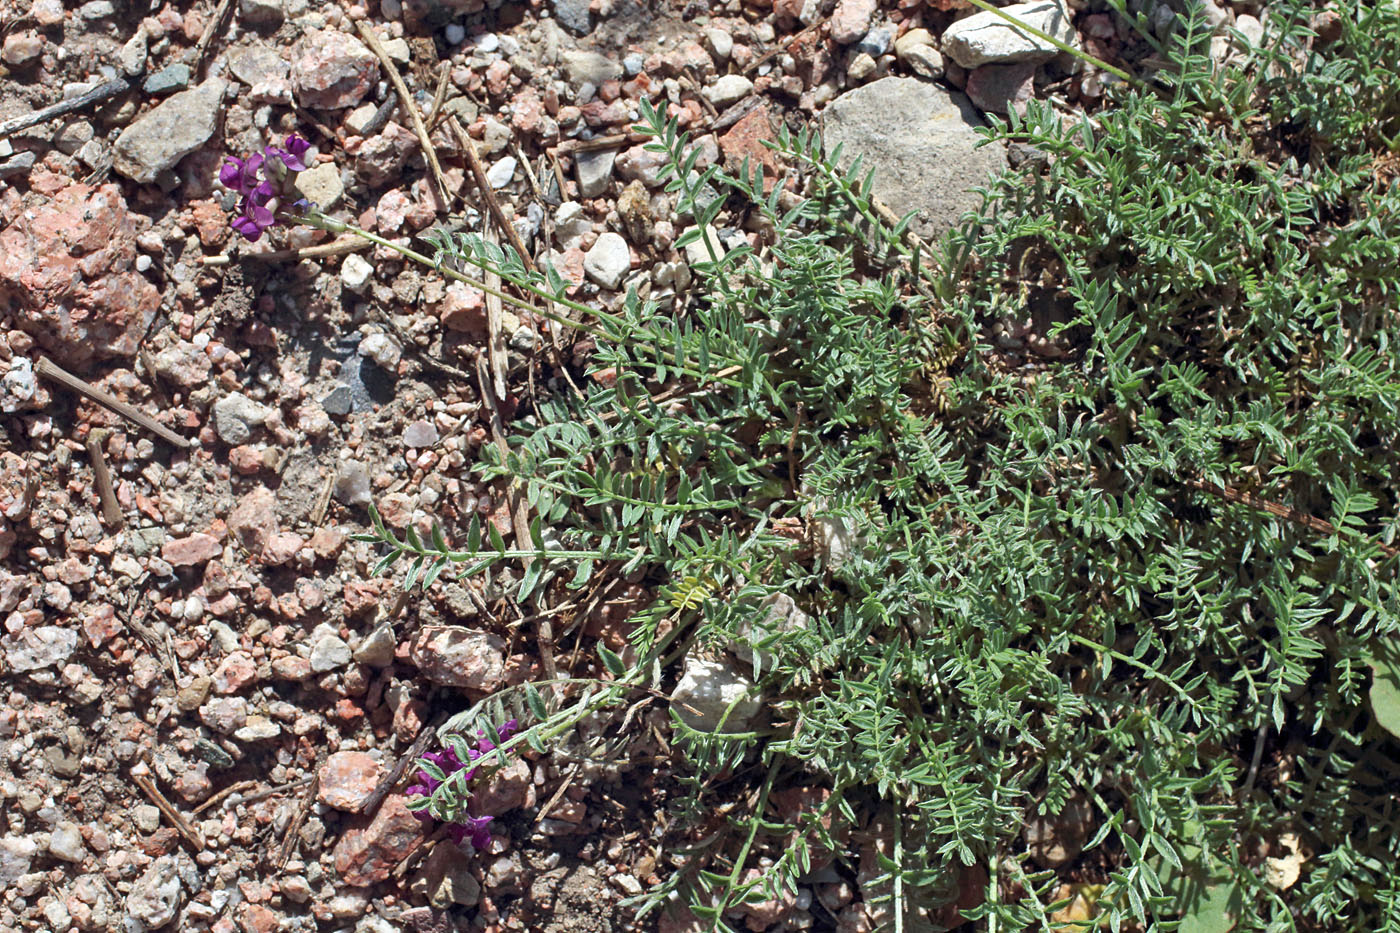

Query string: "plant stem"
[[292, 211, 750, 390], [296, 211, 611, 339]]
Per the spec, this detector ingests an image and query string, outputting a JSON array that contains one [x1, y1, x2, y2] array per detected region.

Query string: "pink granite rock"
[[0, 183, 159, 366], [407, 626, 507, 690], [212, 652, 258, 694], [318, 751, 383, 812], [228, 486, 277, 556], [831, 0, 877, 43], [332, 795, 424, 886], [291, 29, 379, 110], [162, 533, 222, 567]]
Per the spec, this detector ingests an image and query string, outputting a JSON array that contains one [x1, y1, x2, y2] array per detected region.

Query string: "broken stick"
[[201, 236, 371, 266], [0, 78, 130, 140], [131, 765, 205, 851], [35, 357, 192, 449], [85, 430, 124, 529], [355, 19, 452, 208]]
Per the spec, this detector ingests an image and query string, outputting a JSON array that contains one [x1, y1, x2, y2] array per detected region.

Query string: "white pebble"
[[444, 23, 465, 44], [340, 253, 374, 294], [486, 155, 517, 189]]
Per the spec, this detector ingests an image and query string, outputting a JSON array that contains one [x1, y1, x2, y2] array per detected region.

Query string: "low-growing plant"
[[226, 0, 1400, 927]]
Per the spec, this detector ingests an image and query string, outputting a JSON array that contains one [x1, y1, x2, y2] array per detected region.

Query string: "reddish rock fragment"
[[212, 652, 258, 694], [719, 107, 781, 190], [291, 29, 378, 109], [162, 533, 222, 567], [228, 486, 276, 556], [240, 903, 282, 933], [407, 626, 507, 690], [318, 751, 383, 811], [831, 0, 877, 43], [332, 795, 424, 886], [0, 183, 159, 366], [472, 759, 533, 817]]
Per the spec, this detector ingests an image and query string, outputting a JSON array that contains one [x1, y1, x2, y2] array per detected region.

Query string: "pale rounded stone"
[[584, 232, 631, 290]]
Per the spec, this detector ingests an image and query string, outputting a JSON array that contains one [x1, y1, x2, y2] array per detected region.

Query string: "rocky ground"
[[0, 0, 1265, 929]]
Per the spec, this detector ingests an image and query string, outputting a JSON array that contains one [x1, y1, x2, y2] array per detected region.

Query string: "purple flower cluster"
[[219, 134, 313, 242], [406, 719, 519, 849]]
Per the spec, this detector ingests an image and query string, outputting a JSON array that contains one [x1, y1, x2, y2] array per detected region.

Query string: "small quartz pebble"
[[353, 625, 397, 667], [704, 74, 754, 108], [213, 392, 271, 445], [359, 333, 401, 370], [895, 29, 944, 80], [402, 420, 440, 448], [31, 0, 65, 24], [584, 232, 631, 290], [670, 654, 761, 732], [310, 624, 353, 672], [0, 836, 38, 887], [560, 50, 622, 86], [132, 805, 162, 834], [234, 716, 281, 742], [705, 28, 733, 62], [335, 460, 372, 506], [296, 162, 344, 209], [125, 855, 184, 932], [486, 156, 517, 189], [120, 28, 149, 76], [48, 822, 87, 862], [341, 253, 374, 293], [1, 31, 44, 67]]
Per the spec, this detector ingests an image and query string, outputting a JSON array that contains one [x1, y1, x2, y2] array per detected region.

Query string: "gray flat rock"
[[941, 0, 1076, 68], [113, 78, 226, 183], [822, 77, 1008, 243]]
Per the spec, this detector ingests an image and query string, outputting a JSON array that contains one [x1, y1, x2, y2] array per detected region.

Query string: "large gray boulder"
[[822, 77, 1008, 243]]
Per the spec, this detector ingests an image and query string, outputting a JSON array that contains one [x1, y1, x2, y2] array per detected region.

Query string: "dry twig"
[[84, 430, 123, 528], [1186, 477, 1400, 558], [275, 773, 320, 870], [361, 722, 443, 817], [201, 236, 372, 266], [35, 357, 191, 449], [131, 765, 205, 851], [191, 0, 235, 77], [191, 780, 259, 816], [0, 78, 129, 140], [355, 19, 452, 208]]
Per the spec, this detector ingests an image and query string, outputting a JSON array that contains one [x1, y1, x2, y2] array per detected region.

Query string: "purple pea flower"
[[405, 719, 520, 850], [219, 134, 314, 242], [219, 151, 265, 195]]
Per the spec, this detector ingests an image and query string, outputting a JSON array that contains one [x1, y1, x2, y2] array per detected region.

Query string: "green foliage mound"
[[364, 0, 1400, 927]]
